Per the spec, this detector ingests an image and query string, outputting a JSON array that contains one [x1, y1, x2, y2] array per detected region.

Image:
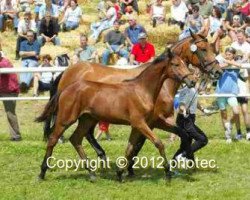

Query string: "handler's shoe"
[[235, 134, 243, 141], [246, 133, 250, 141]]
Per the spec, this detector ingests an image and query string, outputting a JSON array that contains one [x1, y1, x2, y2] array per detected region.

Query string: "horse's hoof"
[[116, 171, 124, 183], [89, 172, 97, 183], [127, 171, 135, 178]]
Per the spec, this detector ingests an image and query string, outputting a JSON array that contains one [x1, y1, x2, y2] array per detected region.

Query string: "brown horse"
[[37, 50, 196, 180], [44, 33, 222, 140]]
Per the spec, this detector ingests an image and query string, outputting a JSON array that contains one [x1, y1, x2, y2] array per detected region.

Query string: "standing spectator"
[[179, 5, 205, 40], [225, 2, 246, 42], [60, 0, 83, 31], [0, 0, 18, 32], [150, 0, 166, 28], [90, 1, 117, 42], [169, 0, 188, 30], [209, 6, 226, 54], [39, 0, 59, 21], [120, 0, 139, 15], [102, 20, 128, 65], [215, 47, 241, 143], [0, 52, 21, 141], [129, 32, 155, 65], [15, 11, 36, 60], [73, 34, 99, 63], [124, 15, 146, 50], [19, 30, 40, 92], [38, 11, 60, 46], [33, 54, 53, 96]]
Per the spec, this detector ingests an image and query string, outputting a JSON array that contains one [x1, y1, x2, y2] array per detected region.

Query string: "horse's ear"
[[166, 47, 173, 58], [189, 29, 195, 39]]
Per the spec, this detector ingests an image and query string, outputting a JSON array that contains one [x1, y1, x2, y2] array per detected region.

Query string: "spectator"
[[231, 29, 250, 62], [245, 26, 250, 44], [0, 52, 21, 141], [60, 0, 83, 31], [240, 0, 250, 16], [39, 0, 59, 21], [179, 5, 205, 40], [209, 6, 226, 54], [0, 0, 18, 32], [96, 122, 111, 141], [169, 0, 188, 30], [34, 0, 45, 23], [215, 47, 241, 143], [120, 0, 139, 15], [38, 11, 60, 46], [129, 32, 155, 65], [73, 34, 99, 63], [19, 30, 40, 92], [213, 0, 228, 14], [102, 20, 129, 65], [90, 0, 117, 42], [225, 2, 246, 42], [124, 15, 146, 50], [18, 0, 30, 12], [33, 54, 53, 96], [150, 0, 166, 28], [15, 11, 36, 60]]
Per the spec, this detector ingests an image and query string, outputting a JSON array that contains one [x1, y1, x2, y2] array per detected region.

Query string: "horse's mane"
[[123, 51, 171, 82]]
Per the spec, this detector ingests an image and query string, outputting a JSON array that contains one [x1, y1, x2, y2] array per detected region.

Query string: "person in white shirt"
[[169, 0, 188, 30], [150, 0, 166, 28], [59, 0, 83, 31]]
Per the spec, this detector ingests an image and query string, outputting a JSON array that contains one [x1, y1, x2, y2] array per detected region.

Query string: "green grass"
[[0, 99, 250, 200]]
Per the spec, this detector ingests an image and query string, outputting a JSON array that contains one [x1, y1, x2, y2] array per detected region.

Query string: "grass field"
[[0, 99, 250, 200]]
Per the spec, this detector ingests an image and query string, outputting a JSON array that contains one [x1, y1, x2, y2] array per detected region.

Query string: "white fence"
[[0, 66, 250, 101]]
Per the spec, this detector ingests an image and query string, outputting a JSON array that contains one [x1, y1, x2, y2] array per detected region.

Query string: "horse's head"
[[173, 30, 222, 80], [164, 48, 196, 88]]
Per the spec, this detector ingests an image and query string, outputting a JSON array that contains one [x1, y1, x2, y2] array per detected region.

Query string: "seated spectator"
[[19, 30, 40, 92], [169, 0, 188, 30], [129, 32, 155, 65], [245, 26, 250, 43], [209, 6, 226, 53], [39, 0, 59, 21], [73, 34, 99, 64], [240, 0, 250, 16], [102, 20, 129, 65], [60, 0, 83, 31], [225, 2, 246, 42], [0, 51, 21, 141], [120, 0, 139, 15], [18, 0, 31, 12], [124, 15, 146, 50], [38, 11, 60, 46], [33, 54, 53, 96], [215, 47, 241, 143], [34, 0, 45, 23], [213, 0, 228, 14], [179, 5, 205, 40], [90, 1, 117, 42], [15, 11, 37, 60], [150, 0, 166, 28], [196, 0, 213, 36], [0, 0, 18, 32]]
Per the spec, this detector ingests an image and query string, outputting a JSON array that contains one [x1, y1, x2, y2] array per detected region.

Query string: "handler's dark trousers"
[[0, 93, 21, 139], [176, 113, 208, 155]]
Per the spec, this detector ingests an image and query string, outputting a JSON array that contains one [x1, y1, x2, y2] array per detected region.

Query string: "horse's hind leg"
[[69, 116, 98, 180], [39, 122, 67, 180], [126, 128, 146, 177]]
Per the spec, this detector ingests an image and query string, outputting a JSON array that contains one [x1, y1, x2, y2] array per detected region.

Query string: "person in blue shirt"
[[19, 30, 40, 92], [216, 47, 241, 143]]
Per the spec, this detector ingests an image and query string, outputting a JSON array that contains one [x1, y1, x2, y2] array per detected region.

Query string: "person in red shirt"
[[129, 32, 155, 65], [0, 52, 22, 141]]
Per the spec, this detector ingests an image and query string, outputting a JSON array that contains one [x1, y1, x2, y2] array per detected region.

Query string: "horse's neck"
[[164, 78, 181, 98], [135, 61, 168, 101]]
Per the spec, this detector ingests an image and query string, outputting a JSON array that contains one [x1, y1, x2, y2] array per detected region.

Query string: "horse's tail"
[[38, 72, 64, 140], [35, 91, 60, 123]]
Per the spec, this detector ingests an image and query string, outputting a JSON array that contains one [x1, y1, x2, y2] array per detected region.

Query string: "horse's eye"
[[202, 49, 207, 52]]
